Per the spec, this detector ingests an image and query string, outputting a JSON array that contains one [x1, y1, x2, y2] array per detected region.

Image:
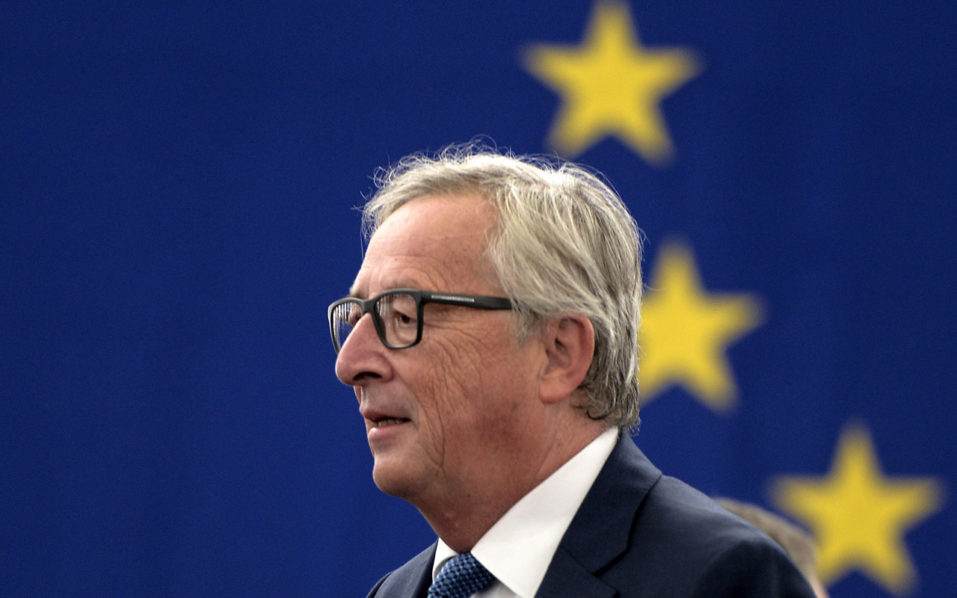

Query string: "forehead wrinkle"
[[350, 244, 445, 297], [350, 194, 501, 300], [360, 235, 491, 296], [356, 261, 452, 297]]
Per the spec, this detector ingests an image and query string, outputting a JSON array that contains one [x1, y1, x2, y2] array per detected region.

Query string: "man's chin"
[[371, 460, 417, 498]]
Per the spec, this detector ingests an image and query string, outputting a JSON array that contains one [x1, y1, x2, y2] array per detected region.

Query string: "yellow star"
[[522, 0, 701, 163], [638, 241, 762, 411], [772, 424, 944, 594]]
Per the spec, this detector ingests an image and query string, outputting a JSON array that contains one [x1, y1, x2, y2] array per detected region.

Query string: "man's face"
[[334, 194, 544, 508]]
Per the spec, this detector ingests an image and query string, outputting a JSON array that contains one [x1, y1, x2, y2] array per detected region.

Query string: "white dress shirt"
[[431, 427, 619, 598]]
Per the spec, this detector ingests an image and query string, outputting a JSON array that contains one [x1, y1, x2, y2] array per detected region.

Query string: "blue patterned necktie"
[[427, 552, 495, 598]]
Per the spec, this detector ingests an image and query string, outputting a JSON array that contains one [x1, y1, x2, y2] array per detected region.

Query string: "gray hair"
[[362, 143, 644, 429]]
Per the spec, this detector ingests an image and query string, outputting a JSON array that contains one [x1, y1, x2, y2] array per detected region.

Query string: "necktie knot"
[[428, 552, 494, 598]]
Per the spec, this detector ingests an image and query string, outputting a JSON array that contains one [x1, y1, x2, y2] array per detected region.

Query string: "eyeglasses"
[[328, 289, 514, 353]]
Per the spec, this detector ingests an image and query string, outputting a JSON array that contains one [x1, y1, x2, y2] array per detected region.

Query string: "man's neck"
[[419, 419, 609, 552]]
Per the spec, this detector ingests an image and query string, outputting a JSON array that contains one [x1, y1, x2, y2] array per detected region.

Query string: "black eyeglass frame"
[[328, 288, 514, 353]]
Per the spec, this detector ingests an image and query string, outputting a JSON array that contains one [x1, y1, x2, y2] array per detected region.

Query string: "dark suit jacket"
[[366, 435, 816, 597]]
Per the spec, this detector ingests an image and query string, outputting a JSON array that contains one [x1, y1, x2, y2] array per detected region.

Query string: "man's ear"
[[539, 314, 595, 405]]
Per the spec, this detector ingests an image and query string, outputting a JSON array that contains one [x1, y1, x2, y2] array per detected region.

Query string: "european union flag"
[[2, 2, 953, 596]]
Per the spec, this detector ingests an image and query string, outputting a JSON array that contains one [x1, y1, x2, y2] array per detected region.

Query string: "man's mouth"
[[373, 417, 409, 427]]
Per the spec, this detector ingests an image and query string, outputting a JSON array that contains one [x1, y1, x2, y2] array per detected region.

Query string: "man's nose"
[[334, 313, 388, 386]]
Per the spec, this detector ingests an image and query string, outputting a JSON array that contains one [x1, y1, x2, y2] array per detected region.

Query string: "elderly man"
[[329, 145, 815, 598]]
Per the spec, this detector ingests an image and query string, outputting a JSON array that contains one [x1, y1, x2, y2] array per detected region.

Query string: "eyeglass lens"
[[332, 291, 420, 350]]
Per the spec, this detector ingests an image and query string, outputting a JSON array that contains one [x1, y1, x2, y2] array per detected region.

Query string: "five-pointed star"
[[772, 424, 944, 594], [522, 0, 701, 163], [638, 241, 762, 411]]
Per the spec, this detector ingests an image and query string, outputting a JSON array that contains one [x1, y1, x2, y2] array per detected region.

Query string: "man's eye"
[[392, 311, 415, 326]]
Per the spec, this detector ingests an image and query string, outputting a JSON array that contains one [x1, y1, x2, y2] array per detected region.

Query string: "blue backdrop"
[[2, 2, 954, 597]]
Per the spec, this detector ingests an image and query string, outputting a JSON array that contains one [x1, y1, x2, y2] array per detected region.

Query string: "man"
[[329, 144, 815, 597]]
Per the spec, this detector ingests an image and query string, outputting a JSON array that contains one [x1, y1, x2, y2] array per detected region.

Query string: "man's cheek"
[[425, 342, 482, 394]]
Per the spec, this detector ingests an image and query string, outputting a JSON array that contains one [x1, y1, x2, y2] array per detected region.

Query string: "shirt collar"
[[432, 427, 619, 597]]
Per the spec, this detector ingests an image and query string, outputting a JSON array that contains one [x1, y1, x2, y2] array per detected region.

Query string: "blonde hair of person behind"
[[362, 143, 644, 429]]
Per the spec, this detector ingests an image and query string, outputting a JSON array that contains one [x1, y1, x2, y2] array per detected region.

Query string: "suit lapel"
[[535, 434, 662, 598], [369, 543, 435, 597]]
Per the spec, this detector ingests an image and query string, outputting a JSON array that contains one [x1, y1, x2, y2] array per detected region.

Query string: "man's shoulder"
[[605, 437, 792, 557], [550, 435, 817, 597], [641, 471, 775, 551], [620, 484, 816, 597], [364, 543, 435, 598]]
